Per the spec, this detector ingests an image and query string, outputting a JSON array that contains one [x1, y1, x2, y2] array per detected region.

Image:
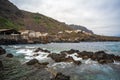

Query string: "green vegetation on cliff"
[[0, 17, 21, 30]]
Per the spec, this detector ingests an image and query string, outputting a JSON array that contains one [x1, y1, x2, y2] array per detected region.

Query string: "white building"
[[65, 30, 73, 33]]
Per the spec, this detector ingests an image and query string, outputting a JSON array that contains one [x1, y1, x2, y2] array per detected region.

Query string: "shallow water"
[[1, 42, 120, 80], [2, 42, 120, 55]]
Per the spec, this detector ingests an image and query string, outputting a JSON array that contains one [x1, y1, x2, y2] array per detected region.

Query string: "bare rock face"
[[0, 0, 23, 19], [0, 47, 6, 55], [69, 24, 94, 34], [51, 72, 70, 80]]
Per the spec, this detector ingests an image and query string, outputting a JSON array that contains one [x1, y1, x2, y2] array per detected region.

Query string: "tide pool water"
[[1, 42, 120, 80]]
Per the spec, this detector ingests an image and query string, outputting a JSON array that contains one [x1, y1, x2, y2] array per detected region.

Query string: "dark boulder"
[[78, 51, 93, 59], [26, 59, 49, 68], [91, 51, 107, 60], [61, 49, 79, 54], [48, 53, 81, 65], [82, 55, 89, 59], [51, 72, 70, 80], [33, 54, 39, 56], [98, 59, 107, 64], [6, 53, 14, 58], [34, 48, 44, 52], [98, 59, 114, 64], [34, 62, 49, 69], [0, 47, 6, 55], [65, 56, 74, 62], [26, 59, 39, 65], [114, 56, 120, 61], [48, 53, 66, 62], [95, 51, 106, 54], [43, 49, 51, 53], [73, 61, 81, 65], [67, 49, 79, 54], [34, 48, 50, 53]]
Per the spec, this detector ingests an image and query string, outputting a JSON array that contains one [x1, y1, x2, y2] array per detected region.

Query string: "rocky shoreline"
[[0, 47, 120, 80], [33, 48, 120, 64], [0, 39, 120, 45], [0, 47, 71, 80], [1, 33, 120, 45]]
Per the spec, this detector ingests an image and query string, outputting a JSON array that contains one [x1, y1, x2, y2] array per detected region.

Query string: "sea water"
[[1, 42, 120, 80]]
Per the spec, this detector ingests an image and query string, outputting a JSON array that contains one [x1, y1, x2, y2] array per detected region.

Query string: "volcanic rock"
[[61, 49, 79, 54], [6, 53, 14, 58], [0, 60, 3, 68], [26, 59, 39, 65], [34, 48, 50, 53], [48, 53, 66, 62], [51, 72, 70, 80], [0, 47, 6, 55]]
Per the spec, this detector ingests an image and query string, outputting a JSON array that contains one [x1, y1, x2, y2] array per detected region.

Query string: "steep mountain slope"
[[0, 0, 23, 30], [69, 24, 93, 34], [0, 0, 71, 33]]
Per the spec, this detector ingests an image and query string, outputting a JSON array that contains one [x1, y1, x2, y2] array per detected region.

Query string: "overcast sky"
[[10, 0, 120, 36]]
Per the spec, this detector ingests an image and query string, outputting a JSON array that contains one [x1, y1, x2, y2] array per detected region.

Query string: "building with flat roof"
[[0, 29, 21, 40]]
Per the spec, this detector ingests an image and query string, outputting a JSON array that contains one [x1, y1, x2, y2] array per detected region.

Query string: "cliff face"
[[69, 24, 94, 34], [0, 0, 24, 30], [0, 0, 71, 33], [0, 0, 23, 19]]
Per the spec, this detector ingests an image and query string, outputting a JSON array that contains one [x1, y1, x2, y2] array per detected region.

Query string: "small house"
[[0, 29, 21, 40]]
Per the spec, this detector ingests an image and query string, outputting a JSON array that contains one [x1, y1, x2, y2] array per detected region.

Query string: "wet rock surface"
[[34, 47, 50, 53], [48, 52, 82, 65], [26, 59, 49, 69], [61, 49, 79, 54], [51, 72, 70, 80], [6, 53, 14, 58], [26, 59, 39, 65], [48, 49, 120, 64], [0, 47, 6, 55], [48, 53, 67, 62], [0, 60, 3, 69]]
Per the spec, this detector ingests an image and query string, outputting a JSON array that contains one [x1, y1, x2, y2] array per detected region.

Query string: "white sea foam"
[[67, 53, 82, 61], [25, 56, 34, 60], [12, 46, 21, 49], [113, 61, 120, 65], [16, 49, 34, 57], [50, 62, 73, 68], [84, 58, 98, 64], [25, 46, 36, 49], [35, 52, 50, 61]]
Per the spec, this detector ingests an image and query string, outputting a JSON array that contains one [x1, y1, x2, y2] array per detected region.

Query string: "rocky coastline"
[[0, 46, 120, 80], [1, 36, 120, 45]]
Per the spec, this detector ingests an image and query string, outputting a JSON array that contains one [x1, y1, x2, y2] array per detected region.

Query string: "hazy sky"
[[10, 0, 120, 36]]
